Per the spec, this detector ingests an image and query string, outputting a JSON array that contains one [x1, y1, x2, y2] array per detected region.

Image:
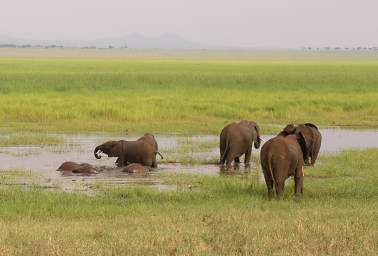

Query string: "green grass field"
[[0, 149, 377, 255], [0, 49, 378, 255], [1, 49, 378, 134]]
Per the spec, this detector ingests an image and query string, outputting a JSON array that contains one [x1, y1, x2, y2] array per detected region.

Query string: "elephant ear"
[[296, 131, 309, 163], [304, 123, 319, 130], [278, 124, 296, 136]]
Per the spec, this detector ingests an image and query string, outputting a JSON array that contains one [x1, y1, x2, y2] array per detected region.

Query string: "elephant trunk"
[[94, 146, 102, 159]]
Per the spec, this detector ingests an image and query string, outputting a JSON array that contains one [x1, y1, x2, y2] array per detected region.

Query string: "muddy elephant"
[[56, 161, 98, 174], [94, 134, 163, 168], [260, 123, 322, 198], [219, 120, 261, 167], [122, 163, 150, 174], [115, 133, 163, 167]]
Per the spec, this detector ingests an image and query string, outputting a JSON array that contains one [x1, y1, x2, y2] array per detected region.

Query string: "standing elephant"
[[115, 133, 163, 167], [219, 120, 261, 167], [94, 134, 162, 168], [260, 123, 321, 198]]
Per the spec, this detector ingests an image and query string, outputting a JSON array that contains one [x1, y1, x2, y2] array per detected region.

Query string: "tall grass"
[[0, 57, 378, 133], [0, 149, 377, 255]]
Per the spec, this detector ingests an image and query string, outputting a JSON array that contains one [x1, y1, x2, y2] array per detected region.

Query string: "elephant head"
[[94, 140, 124, 159], [278, 124, 296, 136], [278, 123, 321, 165], [297, 123, 321, 165], [239, 120, 261, 149]]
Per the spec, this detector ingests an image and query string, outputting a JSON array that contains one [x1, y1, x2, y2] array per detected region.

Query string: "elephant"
[[219, 120, 261, 167], [138, 133, 159, 151], [114, 133, 163, 167], [122, 163, 150, 173], [94, 134, 163, 168], [260, 123, 321, 198], [278, 123, 322, 165], [56, 161, 99, 174]]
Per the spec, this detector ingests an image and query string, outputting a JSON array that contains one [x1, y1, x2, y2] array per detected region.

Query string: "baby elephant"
[[122, 163, 150, 174], [56, 161, 99, 174]]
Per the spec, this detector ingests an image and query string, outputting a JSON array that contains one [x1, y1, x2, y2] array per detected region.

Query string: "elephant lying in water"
[[260, 123, 322, 198], [122, 163, 150, 173], [56, 161, 99, 174], [219, 120, 261, 167], [94, 133, 163, 168]]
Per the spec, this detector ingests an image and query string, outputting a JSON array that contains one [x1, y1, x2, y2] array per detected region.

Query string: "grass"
[[0, 133, 64, 146], [169, 137, 218, 154], [0, 50, 378, 134], [0, 149, 377, 255], [161, 137, 218, 164]]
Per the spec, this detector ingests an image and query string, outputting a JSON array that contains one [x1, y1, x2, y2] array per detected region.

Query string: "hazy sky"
[[1, 0, 377, 48]]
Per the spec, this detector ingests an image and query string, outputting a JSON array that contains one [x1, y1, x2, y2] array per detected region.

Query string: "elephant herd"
[[57, 121, 322, 199], [219, 120, 321, 198]]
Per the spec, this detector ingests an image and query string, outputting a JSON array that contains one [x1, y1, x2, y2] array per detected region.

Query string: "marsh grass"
[[0, 168, 41, 188], [0, 133, 64, 146], [0, 56, 378, 134], [0, 149, 376, 255], [161, 155, 219, 165], [168, 137, 218, 154], [161, 137, 218, 164]]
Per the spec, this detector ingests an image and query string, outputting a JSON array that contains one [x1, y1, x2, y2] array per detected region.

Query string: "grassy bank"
[[1, 52, 378, 134], [0, 133, 64, 146], [0, 149, 377, 255]]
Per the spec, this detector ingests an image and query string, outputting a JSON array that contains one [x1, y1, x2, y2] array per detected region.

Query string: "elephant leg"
[[294, 166, 304, 195], [263, 171, 274, 199], [244, 148, 252, 166], [225, 152, 236, 169], [152, 155, 157, 168], [275, 181, 285, 199], [118, 156, 127, 167], [294, 176, 303, 196], [142, 158, 153, 168], [220, 148, 225, 165]]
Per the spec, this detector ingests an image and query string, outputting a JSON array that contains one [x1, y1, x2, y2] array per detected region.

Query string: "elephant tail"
[[156, 151, 164, 160], [262, 151, 275, 185], [267, 153, 276, 185], [220, 139, 230, 164]]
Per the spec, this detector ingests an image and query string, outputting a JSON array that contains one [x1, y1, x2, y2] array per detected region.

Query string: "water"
[[0, 129, 377, 192]]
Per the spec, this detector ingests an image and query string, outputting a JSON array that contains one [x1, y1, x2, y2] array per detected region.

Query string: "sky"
[[1, 0, 377, 48]]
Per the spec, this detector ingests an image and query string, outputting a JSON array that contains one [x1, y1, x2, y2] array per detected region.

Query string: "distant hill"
[[0, 33, 219, 49]]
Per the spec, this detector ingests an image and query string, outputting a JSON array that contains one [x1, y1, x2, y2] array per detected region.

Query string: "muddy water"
[[0, 129, 377, 193]]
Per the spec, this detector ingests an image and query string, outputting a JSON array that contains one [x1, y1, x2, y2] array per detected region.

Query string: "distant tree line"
[[303, 46, 378, 51]]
